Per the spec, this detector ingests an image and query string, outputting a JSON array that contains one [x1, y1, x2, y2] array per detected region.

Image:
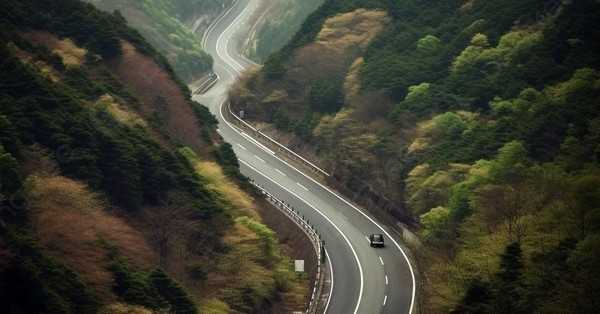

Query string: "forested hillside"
[[0, 0, 308, 312], [230, 0, 600, 312], [85, 0, 223, 82], [249, 0, 324, 61]]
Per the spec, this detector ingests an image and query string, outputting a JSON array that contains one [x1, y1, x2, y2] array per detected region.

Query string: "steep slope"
[[85, 0, 220, 82], [249, 0, 325, 61], [0, 0, 308, 312], [231, 0, 600, 312]]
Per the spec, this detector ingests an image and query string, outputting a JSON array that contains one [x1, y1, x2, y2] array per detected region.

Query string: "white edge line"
[[236, 119, 417, 312], [297, 182, 308, 191], [239, 158, 364, 314], [242, 132, 275, 155], [215, 0, 251, 74], [204, 4, 347, 312], [209, 0, 411, 305], [325, 248, 334, 313], [232, 116, 418, 312]]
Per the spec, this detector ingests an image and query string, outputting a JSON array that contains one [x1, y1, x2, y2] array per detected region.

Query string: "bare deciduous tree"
[[144, 193, 199, 268]]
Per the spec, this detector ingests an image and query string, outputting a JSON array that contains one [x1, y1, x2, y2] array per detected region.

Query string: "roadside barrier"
[[251, 181, 326, 314], [227, 102, 330, 178]]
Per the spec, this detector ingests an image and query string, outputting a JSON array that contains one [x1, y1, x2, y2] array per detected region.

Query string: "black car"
[[369, 233, 385, 247]]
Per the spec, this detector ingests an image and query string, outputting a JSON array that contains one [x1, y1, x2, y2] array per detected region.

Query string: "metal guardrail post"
[[250, 181, 326, 314], [226, 102, 330, 177]]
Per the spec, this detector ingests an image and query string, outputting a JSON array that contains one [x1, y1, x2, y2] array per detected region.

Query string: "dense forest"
[[230, 0, 600, 312], [249, 0, 324, 61], [0, 0, 309, 312], [84, 0, 221, 82]]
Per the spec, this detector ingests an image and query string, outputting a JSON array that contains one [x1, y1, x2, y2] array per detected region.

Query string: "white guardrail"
[[226, 101, 330, 312], [251, 181, 326, 314], [227, 102, 330, 178], [195, 5, 328, 312]]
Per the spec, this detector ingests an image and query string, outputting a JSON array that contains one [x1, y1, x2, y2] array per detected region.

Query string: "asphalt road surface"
[[192, 1, 416, 313]]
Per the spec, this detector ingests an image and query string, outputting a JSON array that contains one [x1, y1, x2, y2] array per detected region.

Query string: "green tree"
[[1, 231, 100, 313], [417, 35, 441, 54], [419, 206, 451, 240], [148, 268, 197, 314], [97, 136, 142, 211], [110, 259, 162, 309], [491, 242, 525, 314], [540, 234, 600, 313], [452, 279, 492, 314], [313, 108, 357, 151], [488, 140, 528, 182], [306, 78, 344, 113]]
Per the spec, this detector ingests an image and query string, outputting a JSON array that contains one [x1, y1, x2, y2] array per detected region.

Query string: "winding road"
[[192, 1, 416, 313]]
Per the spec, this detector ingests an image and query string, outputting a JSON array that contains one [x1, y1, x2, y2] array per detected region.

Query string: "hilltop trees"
[[235, 0, 600, 311], [0, 0, 314, 312]]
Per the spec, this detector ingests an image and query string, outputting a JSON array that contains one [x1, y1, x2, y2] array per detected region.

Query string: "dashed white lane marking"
[[254, 155, 265, 163], [237, 143, 246, 150], [297, 182, 308, 191], [275, 168, 286, 176]]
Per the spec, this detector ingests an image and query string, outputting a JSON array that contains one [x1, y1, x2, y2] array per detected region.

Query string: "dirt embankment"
[[256, 198, 318, 283]]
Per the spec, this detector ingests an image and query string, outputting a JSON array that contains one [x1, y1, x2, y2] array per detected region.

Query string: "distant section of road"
[[192, 0, 416, 313]]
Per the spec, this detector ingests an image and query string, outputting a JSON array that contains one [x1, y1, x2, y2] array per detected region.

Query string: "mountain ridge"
[[0, 0, 310, 312], [231, 0, 600, 312]]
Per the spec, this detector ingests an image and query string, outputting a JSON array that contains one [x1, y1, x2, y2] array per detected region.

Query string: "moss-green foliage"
[[254, 0, 325, 61], [190, 101, 218, 144], [0, 1, 291, 313], [0, 227, 100, 313], [110, 259, 162, 309], [213, 142, 259, 195], [263, 0, 599, 125], [0, 19, 228, 220], [236, 216, 276, 261], [263, 0, 381, 79], [1, 0, 197, 88], [137, 0, 214, 81], [0, 12, 234, 314], [190, 101, 218, 127], [1, 0, 122, 59], [252, 0, 600, 311], [453, 242, 525, 314]]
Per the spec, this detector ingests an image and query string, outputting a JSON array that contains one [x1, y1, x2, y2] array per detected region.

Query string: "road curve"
[[192, 1, 416, 313]]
